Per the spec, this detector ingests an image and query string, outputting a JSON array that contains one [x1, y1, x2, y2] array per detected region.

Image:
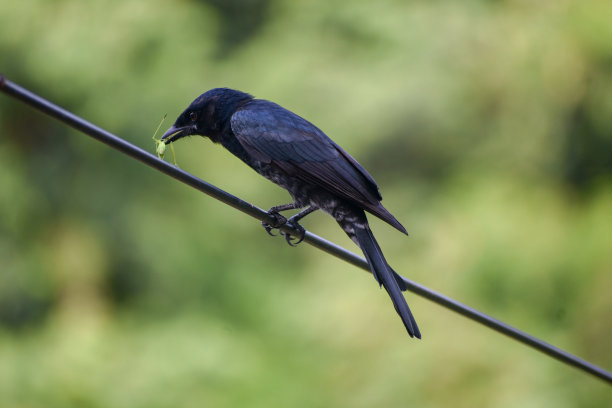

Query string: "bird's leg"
[[282, 206, 318, 246], [261, 202, 303, 236]]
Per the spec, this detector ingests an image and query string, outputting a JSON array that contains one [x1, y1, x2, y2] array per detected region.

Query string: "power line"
[[1, 75, 610, 385]]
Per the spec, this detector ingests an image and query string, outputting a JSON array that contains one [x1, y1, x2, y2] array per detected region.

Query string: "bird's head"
[[162, 88, 253, 143]]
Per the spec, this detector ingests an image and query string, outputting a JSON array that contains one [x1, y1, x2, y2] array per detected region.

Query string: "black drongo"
[[162, 88, 420, 338]]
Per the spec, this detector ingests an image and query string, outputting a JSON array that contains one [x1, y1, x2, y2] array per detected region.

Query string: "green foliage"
[[1, 0, 611, 406]]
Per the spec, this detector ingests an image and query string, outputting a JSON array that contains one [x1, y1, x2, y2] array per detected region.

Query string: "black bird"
[[162, 88, 420, 338]]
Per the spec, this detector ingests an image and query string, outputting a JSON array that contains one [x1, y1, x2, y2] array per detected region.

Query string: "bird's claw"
[[261, 211, 287, 236], [262, 221, 276, 236], [281, 222, 306, 247], [262, 209, 305, 246]]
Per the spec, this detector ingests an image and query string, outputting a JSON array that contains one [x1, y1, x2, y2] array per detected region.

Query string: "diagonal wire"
[[1, 75, 611, 385]]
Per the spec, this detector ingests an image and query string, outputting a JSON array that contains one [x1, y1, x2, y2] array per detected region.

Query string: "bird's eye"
[[189, 111, 197, 122]]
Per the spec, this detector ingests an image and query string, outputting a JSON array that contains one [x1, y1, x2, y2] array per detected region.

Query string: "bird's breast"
[[255, 161, 360, 219]]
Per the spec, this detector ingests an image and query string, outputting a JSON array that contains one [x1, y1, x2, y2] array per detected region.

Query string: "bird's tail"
[[348, 218, 421, 338]]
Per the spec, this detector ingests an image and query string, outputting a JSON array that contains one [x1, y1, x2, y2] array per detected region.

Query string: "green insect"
[[152, 114, 178, 165], [155, 138, 167, 157]]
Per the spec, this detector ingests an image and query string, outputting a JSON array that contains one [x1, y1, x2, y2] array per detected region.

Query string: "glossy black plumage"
[[230, 101, 407, 234], [162, 88, 420, 338]]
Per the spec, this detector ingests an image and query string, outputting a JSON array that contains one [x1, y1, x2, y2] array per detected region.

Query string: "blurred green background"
[[1, 0, 611, 406]]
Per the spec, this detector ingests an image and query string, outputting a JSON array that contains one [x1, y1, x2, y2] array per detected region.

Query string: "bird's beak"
[[161, 125, 193, 143]]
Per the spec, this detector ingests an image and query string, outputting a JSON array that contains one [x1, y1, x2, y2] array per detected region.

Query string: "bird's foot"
[[261, 210, 287, 236], [281, 220, 306, 247]]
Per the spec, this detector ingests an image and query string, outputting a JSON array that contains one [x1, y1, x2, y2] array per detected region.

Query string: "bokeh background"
[[1, 0, 611, 406]]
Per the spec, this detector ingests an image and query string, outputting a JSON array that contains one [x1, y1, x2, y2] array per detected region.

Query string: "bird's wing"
[[230, 100, 382, 207]]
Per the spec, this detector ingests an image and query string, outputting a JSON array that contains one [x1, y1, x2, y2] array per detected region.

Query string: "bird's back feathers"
[[231, 100, 406, 233]]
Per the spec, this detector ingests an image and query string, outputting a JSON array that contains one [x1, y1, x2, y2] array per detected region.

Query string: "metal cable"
[[2, 75, 610, 385]]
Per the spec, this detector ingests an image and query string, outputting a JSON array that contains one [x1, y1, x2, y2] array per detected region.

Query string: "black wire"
[[1, 75, 611, 385]]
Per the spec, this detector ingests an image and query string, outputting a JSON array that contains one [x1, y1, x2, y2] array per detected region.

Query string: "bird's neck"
[[218, 131, 257, 168]]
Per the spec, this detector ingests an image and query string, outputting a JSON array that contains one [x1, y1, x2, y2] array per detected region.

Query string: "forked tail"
[[351, 222, 421, 338]]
